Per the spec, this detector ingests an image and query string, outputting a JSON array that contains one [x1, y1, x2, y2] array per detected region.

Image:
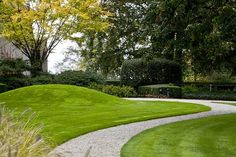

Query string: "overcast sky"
[[48, 40, 77, 74]]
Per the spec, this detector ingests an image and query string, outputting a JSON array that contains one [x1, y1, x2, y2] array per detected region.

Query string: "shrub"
[[182, 91, 236, 101], [138, 84, 182, 98], [121, 58, 182, 88], [0, 106, 50, 156], [181, 85, 208, 93], [26, 75, 55, 85], [0, 77, 27, 90], [105, 79, 121, 86], [54, 70, 105, 86], [0, 83, 8, 93], [89, 83, 137, 97], [0, 59, 30, 77]]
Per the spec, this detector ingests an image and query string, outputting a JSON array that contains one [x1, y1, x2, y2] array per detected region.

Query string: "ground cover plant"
[[0, 84, 210, 146], [121, 114, 236, 157]]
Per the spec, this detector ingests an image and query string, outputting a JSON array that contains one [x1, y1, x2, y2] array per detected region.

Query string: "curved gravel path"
[[50, 99, 236, 157]]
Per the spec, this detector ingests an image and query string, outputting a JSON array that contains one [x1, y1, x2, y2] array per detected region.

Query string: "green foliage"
[[0, 83, 8, 93], [89, 83, 137, 97], [121, 58, 182, 87], [26, 75, 55, 86], [206, 71, 234, 83], [0, 59, 30, 77], [105, 80, 121, 86], [0, 84, 210, 145], [138, 84, 182, 98], [182, 85, 207, 93], [182, 91, 236, 101], [145, 0, 236, 76], [0, 0, 109, 75], [0, 77, 27, 90], [77, 0, 236, 79], [0, 106, 50, 157], [77, 1, 148, 76], [54, 70, 105, 86]]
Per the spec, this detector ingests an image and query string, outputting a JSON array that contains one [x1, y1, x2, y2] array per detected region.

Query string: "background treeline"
[[72, 0, 236, 81]]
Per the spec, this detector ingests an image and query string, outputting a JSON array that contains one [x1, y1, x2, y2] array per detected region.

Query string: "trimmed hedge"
[[89, 83, 137, 97], [138, 84, 182, 98], [182, 91, 236, 101], [54, 70, 105, 86], [0, 83, 8, 93], [0, 71, 104, 90], [121, 58, 182, 87]]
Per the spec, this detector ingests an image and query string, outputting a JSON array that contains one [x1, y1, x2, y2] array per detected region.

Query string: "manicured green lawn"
[[121, 114, 236, 157], [0, 84, 210, 146]]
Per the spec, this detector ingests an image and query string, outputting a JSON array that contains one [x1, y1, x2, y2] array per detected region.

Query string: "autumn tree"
[[0, 0, 109, 76]]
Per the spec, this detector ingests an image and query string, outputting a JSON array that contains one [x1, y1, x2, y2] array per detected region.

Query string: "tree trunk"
[[29, 52, 44, 77]]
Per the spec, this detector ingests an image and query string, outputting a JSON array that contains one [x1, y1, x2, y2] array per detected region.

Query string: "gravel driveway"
[[50, 99, 236, 157]]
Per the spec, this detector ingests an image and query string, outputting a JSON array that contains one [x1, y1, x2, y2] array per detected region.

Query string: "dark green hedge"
[[0, 83, 8, 93], [138, 84, 182, 98], [0, 71, 104, 90], [182, 91, 236, 101], [54, 70, 105, 86], [89, 83, 137, 97], [0, 77, 27, 90], [121, 58, 182, 87], [105, 80, 121, 86]]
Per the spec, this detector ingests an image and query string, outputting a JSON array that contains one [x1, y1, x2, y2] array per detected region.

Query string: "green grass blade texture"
[[0, 84, 210, 146], [121, 114, 236, 157]]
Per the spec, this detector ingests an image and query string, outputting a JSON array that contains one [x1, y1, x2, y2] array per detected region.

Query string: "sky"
[[48, 40, 77, 74]]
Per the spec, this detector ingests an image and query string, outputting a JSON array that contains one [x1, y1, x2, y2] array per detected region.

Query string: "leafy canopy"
[[0, 0, 110, 74]]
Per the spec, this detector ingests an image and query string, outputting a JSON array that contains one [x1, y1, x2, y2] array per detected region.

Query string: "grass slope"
[[121, 114, 236, 157], [0, 84, 210, 146]]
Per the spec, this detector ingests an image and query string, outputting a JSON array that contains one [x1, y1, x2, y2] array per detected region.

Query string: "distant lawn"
[[0, 85, 210, 146], [215, 102, 236, 106], [121, 114, 236, 157]]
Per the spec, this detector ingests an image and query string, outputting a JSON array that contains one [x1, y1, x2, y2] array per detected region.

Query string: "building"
[[0, 38, 48, 72]]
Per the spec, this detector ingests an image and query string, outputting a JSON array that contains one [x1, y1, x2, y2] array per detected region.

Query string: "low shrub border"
[[138, 84, 182, 98], [182, 91, 236, 101], [0, 83, 8, 93], [89, 83, 137, 97]]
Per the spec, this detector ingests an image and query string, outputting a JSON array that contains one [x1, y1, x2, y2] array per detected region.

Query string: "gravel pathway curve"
[[50, 99, 236, 157]]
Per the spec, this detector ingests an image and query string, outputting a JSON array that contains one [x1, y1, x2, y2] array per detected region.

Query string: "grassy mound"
[[121, 114, 236, 157], [0, 84, 210, 146]]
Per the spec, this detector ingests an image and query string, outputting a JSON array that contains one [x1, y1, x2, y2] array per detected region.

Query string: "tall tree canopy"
[[0, 0, 109, 75], [61, 0, 235, 79], [77, 0, 149, 77], [144, 0, 236, 77]]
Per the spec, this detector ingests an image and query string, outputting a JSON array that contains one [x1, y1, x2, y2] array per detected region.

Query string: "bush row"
[[121, 58, 182, 88], [0, 83, 8, 93], [0, 70, 105, 90], [89, 83, 137, 97], [182, 91, 236, 101], [138, 84, 182, 98]]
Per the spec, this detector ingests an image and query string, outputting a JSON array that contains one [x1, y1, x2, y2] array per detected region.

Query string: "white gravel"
[[49, 99, 236, 157]]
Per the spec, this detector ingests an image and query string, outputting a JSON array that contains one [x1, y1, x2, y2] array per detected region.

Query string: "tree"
[[0, 0, 109, 76], [144, 0, 236, 78], [77, 0, 149, 78]]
